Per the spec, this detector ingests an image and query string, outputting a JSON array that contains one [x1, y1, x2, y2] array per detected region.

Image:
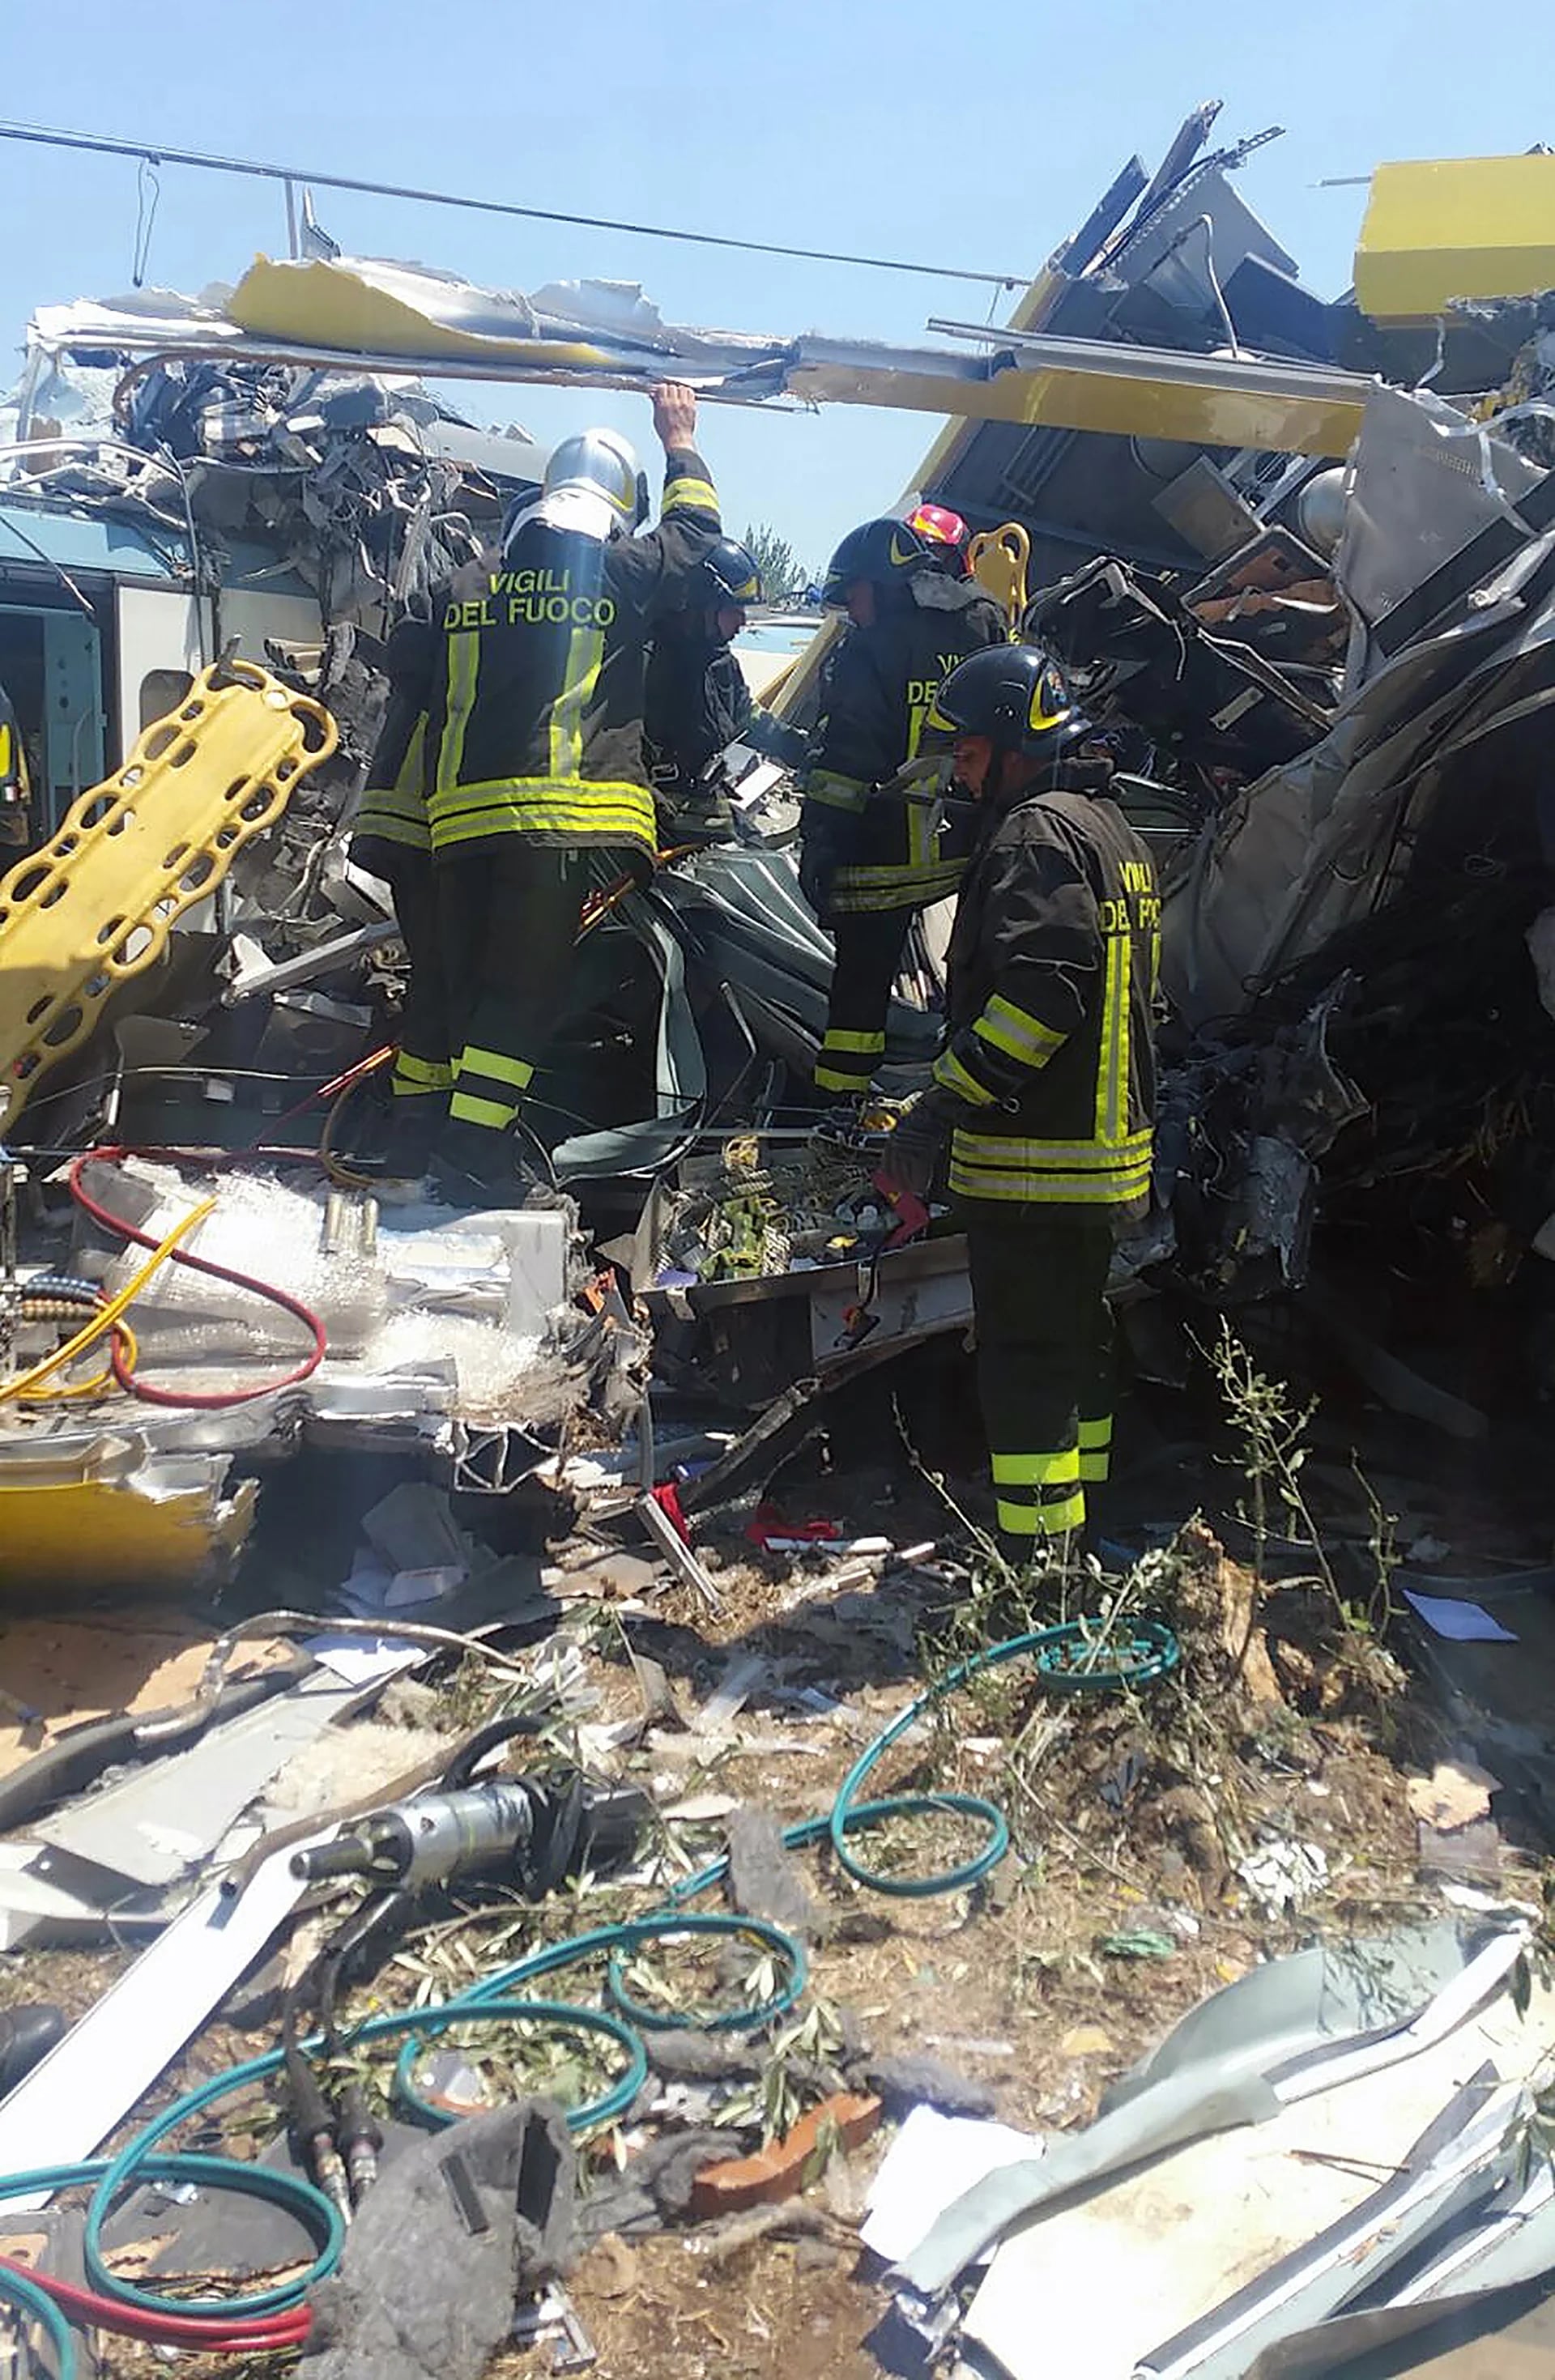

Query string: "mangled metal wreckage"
[[6, 114, 1555, 1581]]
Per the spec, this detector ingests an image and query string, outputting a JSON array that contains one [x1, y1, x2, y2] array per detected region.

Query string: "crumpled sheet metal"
[[933, 1926, 1545, 2380], [1161, 536, 1555, 1024], [897, 1921, 1525, 2302], [0, 1449, 254, 1593], [32, 260, 789, 389], [1335, 383, 1547, 680]]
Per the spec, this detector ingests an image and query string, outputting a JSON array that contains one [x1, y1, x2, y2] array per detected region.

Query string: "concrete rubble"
[[4, 104, 1555, 2380]]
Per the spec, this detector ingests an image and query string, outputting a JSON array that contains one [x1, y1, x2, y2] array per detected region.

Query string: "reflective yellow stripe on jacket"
[[354, 719, 429, 851], [428, 776, 656, 853], [830, 857, 968, 913], [950, 929, 1150, 1207]]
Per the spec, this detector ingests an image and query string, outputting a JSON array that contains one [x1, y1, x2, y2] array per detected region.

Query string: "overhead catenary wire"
[[0, 117, 1028, 292]]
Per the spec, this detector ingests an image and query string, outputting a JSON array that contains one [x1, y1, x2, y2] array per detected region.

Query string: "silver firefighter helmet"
[[542, 428, 649, 530]]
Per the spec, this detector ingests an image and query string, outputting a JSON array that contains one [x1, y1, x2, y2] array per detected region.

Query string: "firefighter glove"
[[880, 1086, 956, 1199]]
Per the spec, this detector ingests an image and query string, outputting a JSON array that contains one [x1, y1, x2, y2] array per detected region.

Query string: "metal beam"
[[925, 321, 1374, 458]]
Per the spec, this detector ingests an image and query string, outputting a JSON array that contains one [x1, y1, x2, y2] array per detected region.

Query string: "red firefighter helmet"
[[905, 502, 971, 574]]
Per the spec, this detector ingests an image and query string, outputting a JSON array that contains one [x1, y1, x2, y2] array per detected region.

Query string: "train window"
[[139, 670, 194, 730]]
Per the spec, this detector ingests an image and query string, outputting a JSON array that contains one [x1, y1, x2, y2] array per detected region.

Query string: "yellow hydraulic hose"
[[0, 1197, 216, 1406]]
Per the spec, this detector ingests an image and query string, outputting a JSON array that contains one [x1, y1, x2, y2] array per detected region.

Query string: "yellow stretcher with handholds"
[[0, 656, 336, 1126], [969, 522, 1032, 635]]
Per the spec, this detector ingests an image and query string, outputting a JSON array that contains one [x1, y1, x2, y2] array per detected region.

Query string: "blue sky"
[[0, 0, 1551, 568]]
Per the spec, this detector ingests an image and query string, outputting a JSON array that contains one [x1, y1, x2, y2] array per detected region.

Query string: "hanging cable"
[[130, 153, 160, 288], [0, 1194, 212, 1406]]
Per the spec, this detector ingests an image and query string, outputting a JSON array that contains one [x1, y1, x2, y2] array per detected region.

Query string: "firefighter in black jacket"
[[349, 615, 447, 1173], [420, 381, 721, 1199], [798, 517, 1004, 1101], [882, 645, 1160, 1558], [643, 537, 805, 841]]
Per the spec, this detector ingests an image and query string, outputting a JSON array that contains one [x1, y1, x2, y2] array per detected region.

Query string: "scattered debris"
[[1406, 1761, 1501, 1833], [302, 2101, 577, 2380], [4, 99, 1555, 2380]]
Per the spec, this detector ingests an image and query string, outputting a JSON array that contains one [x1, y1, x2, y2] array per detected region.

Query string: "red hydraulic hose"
[[0, 2251, 311, 2352], [68, 1147, 328, 1410]]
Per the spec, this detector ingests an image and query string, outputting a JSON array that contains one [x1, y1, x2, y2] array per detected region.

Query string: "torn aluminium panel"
[[28, 253, 1377, 451], [0, 1439, 255, 1590], [905, 1924, 1544, 2380], [898, 1922, 1527, 2306], [1161, 393, 1555, 1026]]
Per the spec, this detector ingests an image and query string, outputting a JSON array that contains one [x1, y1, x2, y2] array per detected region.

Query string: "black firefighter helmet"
[[820, 516, 935, 609], [924, 643, 1084, 764], [693, 537, 765, 611]]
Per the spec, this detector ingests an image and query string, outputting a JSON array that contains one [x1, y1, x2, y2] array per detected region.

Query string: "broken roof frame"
[[23, 276, 1379, 456]]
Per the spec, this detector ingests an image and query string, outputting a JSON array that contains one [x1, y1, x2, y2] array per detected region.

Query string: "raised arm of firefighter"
[[607, 381, 722, 620]]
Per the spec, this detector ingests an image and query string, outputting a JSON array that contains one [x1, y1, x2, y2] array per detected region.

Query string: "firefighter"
[[798, 517, 1004, 1103], [424, 381, 721, 1200], [348, 615, 446, 1174], [905, 500, 973, 577], [643, 537, 804, 841], [880, 644, 1160, 1560], [0, 679, 32, 849]]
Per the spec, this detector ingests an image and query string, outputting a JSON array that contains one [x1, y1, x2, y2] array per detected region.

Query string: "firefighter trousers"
[[358, 849, 454, 1169], [435, 842, 599, 1176], [383, 855, 454, 1097], [814, 909, 914, 1098], [965, 1210, 1115, 1557]]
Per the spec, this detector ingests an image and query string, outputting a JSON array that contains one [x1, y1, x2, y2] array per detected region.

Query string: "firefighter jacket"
[[420, 448, 720, 859], [642, 617, 755, 801], [934, 786, 1159, 1220], [0, 676, 31, 846], [799, 574, 1004, 913], [349, 616, 438, 875]]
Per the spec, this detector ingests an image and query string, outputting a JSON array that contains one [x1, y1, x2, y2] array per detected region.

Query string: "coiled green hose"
[[0, 1612, 1178, 2352]]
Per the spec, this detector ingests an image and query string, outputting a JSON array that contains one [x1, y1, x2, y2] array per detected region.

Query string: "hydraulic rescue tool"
[[292, 1773, 653, 1895], [283, 1762, 650, 2222]]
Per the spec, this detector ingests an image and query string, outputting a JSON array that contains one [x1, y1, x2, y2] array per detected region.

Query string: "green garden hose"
[[0, 1611, 1178, 2352]]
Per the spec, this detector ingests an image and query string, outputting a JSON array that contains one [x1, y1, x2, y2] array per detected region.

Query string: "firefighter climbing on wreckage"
[[350, 380, 722, 1199], [641, 536, 806, 843], [880, 645, 1160, 1562], [797, 513, 1005, 1105]]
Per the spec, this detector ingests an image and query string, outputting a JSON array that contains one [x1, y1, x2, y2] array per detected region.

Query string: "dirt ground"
[[2, 1362, 1549, 2380]]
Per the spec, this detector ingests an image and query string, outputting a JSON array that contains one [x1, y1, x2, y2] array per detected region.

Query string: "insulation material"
[[360, 1311, 542, 1411], [104, 1163, 390, 1359]]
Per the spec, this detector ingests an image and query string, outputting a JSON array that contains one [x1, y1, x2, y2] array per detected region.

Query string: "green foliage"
[[742, 522, 807, 602]]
